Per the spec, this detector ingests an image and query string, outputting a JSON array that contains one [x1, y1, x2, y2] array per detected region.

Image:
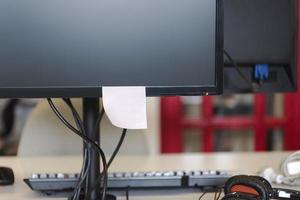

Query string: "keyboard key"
[[145, 172, 155, 177], [210, 170, 217, 175], [124, 172, 132, 177], [133, 172, 144, 177], [39, 174, 48, 179], [193, 171, 202, 176], [176, 171, 184, 176], [184, 171, 192, 176], [163, 171, 175, 176], [203, 171, 210, 175], [31, 174, 39, 179], [57, 173, 65, 179], [68, 174, 76, 179], [154, 172, 162, 177], [115, 173, 123, 178], [48, 173, 57, 179]]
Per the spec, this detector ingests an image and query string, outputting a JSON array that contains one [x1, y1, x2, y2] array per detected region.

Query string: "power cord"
[[71, 148, 90, 200], [126, 186, 130, 200], [214, 188, 222, 200], [89, 128, 127, 194], [47, 98, 108, 200], [62, 99, 94, 200], [65, 98, 127, 200], [198, 188, 222, 200], [91, 128, 127, 200], [47, 99, 106, 155], [223, 49, 260, 92], [108, 128, 127, 167], [62, 99, 90, 200], [198, 192, 206, 200], [62, 98, 108, 200], [47, 98, 128, 200]]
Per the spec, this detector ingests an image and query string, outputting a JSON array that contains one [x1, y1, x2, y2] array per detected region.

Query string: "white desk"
[[0, 152, 297, 200]]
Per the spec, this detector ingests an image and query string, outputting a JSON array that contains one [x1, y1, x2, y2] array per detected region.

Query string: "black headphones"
[[222, 175, 300, 200]]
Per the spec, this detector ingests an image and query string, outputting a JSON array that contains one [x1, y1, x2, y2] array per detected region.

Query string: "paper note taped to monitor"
[[102, 86, 147, 129]]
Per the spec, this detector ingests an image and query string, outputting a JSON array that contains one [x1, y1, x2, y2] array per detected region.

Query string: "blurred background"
[[1, 93, 300, 156]]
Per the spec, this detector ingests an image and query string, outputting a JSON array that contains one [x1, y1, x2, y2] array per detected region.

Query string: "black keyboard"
[[24, 170, 231, 193]]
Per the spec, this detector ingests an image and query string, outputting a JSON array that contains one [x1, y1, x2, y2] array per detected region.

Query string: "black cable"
[[64, 98, 90, 199], [87, 107, 107, 200], [47, 98, 107, 163], [214, 188, 222, 200], [72, 149, 90, 200], [62, 99, 90, 200], [47, 99, 91, 200], [90, 128, 127, 193], [47, 98, 108, 200], [108, 128, 127, 167], [218, 189, 222, 200], [48, 98, 126, 200], [126, 186, 130, 200], [47, 99, 82, 138], [62, 98, 108, 200], [63, 98, 108, 200], [198, 192, 206, 200], [63, 98, 86, 134], [93, 107, 105, 133], [223, 49, 259, 92], [85, 106, 107, 200], [95, 128, 127, 200]]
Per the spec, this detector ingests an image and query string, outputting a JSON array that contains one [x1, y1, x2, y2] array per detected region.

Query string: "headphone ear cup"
[[249, 175, 273, 193], [224, 175, 270, 200], [224, 175, 249, 194], [221, 193, 259, 200]]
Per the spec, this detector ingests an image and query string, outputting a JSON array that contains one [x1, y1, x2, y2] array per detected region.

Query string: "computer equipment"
[[223, 0, 298, 93], [0, 0, 223, 98], [222, 175, 300, 200], [0, 0, 223, 199], [1, 0, 297, 199], [24, 170, 230, 194], [0, 167, 14, 186]]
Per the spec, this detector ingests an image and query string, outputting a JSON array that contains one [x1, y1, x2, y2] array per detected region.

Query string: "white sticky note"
[[102, 86, 147, 129]]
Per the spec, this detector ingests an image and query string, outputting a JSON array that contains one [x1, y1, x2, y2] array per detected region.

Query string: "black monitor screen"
[[0, 0, 223, 98]]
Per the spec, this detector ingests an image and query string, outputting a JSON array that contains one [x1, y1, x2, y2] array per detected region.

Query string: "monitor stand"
[[82, 98, 116, 200]]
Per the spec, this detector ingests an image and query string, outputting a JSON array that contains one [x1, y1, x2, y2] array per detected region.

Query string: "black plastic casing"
[[0, 0, 224, 98]]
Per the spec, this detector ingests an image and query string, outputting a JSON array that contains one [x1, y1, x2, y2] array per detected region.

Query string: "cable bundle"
[[47, 98, 127, 200]]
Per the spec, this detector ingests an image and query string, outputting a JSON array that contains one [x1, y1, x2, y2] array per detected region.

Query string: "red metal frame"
[[160, 94, 292, 152], [160, 3, 300, 153], [160, 97, 183, 153]]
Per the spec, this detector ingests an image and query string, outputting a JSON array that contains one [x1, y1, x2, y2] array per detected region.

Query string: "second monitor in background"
[[223, 0, 298, 93]]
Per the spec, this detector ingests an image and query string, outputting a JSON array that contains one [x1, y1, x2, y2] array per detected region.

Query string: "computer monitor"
[[0, 1, 223, 200], [223, 0, 298, 93], [0, 0, 223, 98]]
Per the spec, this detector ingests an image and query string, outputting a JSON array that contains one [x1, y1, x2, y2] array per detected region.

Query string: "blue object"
[[254, 64, 269, 81]]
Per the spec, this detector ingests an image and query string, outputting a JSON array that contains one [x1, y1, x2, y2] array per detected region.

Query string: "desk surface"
[[0, 152, 296, 200]]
